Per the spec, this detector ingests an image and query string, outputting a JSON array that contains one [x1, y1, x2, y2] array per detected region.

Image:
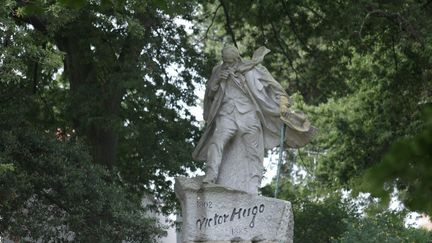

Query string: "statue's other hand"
[[280, 105, 290, 118], [279, 96, 291, 118]]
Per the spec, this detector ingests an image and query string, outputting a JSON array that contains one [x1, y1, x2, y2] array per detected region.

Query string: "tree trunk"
[[55, 32, 121, 168]]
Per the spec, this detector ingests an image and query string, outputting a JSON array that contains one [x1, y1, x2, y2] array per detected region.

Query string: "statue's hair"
[[221, 45, 240, 59]]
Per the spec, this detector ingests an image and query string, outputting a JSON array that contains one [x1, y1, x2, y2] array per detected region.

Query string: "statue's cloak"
[[192, 47, 315, 162]]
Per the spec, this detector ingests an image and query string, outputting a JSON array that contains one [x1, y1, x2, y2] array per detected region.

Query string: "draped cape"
[[192, 47, 315, 161]]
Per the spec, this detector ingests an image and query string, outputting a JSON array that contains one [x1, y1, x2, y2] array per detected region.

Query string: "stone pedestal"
[[175, 177, 293, 243]]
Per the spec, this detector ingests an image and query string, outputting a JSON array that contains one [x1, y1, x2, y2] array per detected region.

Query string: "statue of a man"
[[192, 45, 315, 194]]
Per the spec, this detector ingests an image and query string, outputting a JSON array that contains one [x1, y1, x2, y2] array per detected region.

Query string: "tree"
[[336, 212, 432, 243], [0, 114, 163, 241], [5, 0, 209, 208], [361, 105, 432, 215], [262, 173, 432, 243], [1, 0, 210, 240], [262, 183, 355, 243]]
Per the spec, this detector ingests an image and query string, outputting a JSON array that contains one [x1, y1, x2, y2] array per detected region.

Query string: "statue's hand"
[[219, 70, 230, 80], [279, 96, 290, 118], [280, 105, 290, 118]]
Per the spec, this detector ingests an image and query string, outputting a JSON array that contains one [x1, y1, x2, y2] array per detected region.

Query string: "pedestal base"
[[175, 177, 293, 243]]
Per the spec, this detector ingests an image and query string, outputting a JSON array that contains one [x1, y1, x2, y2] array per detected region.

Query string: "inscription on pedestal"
[[195, 204, 265, 231]]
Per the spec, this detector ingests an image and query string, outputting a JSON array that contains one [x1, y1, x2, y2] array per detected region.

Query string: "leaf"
[[58, 0, 88, 9]]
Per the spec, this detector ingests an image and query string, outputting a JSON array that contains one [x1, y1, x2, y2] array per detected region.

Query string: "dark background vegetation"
[[1, 0, 431, 242]]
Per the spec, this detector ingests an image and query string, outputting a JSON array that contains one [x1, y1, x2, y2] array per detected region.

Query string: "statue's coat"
[[193, 48, 314, 161]]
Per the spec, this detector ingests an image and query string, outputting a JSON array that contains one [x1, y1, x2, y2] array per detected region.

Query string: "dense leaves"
[[1, 0, 208, 240], [336, 212, 432, 243], [263, 181, 432, 242], [362, 106, 432, 215], [0, 89, 164, 241], [3, 0, 208, 205]]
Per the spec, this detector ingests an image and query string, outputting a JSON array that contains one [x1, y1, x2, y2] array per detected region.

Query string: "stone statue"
[[175, 45, 312, 242], [192, 45, 315, 194]]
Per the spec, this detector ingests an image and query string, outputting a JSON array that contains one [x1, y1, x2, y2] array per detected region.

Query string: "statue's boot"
[[202, 143, 222, 184], [202, 168, 217, 184]]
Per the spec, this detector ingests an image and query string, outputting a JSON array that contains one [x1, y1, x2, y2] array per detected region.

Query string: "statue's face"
[[222, 47, 239, 64]]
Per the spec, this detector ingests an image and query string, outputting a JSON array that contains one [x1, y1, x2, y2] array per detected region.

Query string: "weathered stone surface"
[[175, 176, 293, 243]]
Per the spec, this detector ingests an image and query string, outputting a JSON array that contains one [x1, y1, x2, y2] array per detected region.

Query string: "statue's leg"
[[203, 115, 237, 183], [238, 111, 264, 192]]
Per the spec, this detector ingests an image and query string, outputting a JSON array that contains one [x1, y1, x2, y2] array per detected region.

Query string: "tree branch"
[[118, 10, 155, 66], [269, 21, 305, 84], [219, 0, 238, 48], [202, 3, 222, 41], [280, 0, 311, 52], [391, 33, 399, 73], [32, 61, 39, 94], [38, 191, 71, 214], [359, 9, 421, 42], [422, 0, 432, 8], [11, 1, 47, 34], [297, 3, 324, 20]]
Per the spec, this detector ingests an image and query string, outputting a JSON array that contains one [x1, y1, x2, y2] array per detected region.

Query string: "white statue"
[[192, 45, 315, 194]]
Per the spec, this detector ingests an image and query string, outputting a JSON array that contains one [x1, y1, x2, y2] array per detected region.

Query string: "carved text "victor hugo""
[[196, 204, 265, 230]]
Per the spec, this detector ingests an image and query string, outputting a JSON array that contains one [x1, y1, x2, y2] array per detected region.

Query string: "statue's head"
[[222, 45, 240, 64]]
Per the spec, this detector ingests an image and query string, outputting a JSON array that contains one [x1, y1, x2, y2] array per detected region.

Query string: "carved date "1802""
[[197, 201, 212, 208]]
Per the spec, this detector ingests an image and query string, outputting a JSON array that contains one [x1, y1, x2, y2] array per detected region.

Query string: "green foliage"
[[0, 164, 14, 174], [362, 106, 432, 215], [0, 101, 163, 241], [262, 180, 356, 243], [264, 180, 432, 243], [1, 0, 208, 240], [292, 194, 355, 243], [2, 0, 208, 209], [335, 212, 432, 243]]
